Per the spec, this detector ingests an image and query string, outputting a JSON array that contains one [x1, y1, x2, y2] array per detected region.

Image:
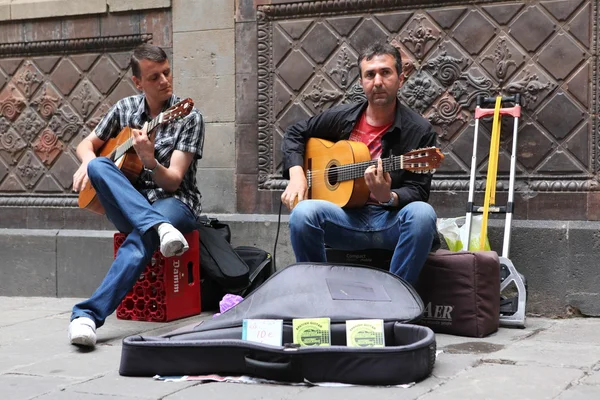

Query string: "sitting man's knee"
[[402, 201, 436, 221], [289, 200, 311, 223], [289, 200, 321, 228], [86, 157, 108, 179]]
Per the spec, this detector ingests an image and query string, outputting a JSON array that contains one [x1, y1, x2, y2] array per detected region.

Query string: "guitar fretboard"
[[109, 115, 162, 161], [307, 155, 404, 188]]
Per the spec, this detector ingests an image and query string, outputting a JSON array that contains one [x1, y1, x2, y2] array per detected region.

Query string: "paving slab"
[[7, 297, 83, 312], [293, 377, 444, 400], [0, 297, 52, 310], [418, 364, 584, 400], [555, 384, 600, 400], [483, 340, 600, 369], [12, 345, 123, 379], [36, 391, 144, 400], [581, 370, 600, 385], [164, 381, 307, 399], [0, 373, 79, 400], [0, 308, 68, 327], [431, 353, 482, 379], [435, 317, 556, 349], [1, 297, 600, 400], [532, 318, 600, 345], [70, 371, 198, 398]]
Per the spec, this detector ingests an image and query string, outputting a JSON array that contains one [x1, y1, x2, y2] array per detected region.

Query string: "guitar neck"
[[308, 155, 404, 187], [111, 115, 162, 160]]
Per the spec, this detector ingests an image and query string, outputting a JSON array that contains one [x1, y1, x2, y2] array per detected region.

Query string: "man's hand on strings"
[[281, 165, 308, 210], [364, 158, 392, 203], [132, 122, 156, 169]]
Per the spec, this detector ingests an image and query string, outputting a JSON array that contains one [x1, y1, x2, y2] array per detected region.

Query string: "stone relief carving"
[[0, 117, 9, 134], [33, 128, 64, 165], [329, 47, 357, 91], [31, 84, 62, 119], [302, 77, 342, 112], [423, 49, 465, 88], [451, 70, 495, 107], [257, 9, 274, 185], [0, 86, 27, 121], [14, 109, 45, 143], [343, 81, 367, 104], [427, 96, 467, 139], [481, 38, 517, 81], [0, 128, 27, 165], [16, 152, 43, 189], [400, 70, 441, 113], [71, 80, 100, 118], [400, 15, 439, 61], [505, 71, 555, 111], [86, 103, 111, 130], [15, 61, 42, 99], [0, 34, 153, 58], [0, 34, 149, 206], [257, 0, 596, 193]]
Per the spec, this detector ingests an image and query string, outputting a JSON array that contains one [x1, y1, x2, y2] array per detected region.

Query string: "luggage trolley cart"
[[463, 94, 527, 328]]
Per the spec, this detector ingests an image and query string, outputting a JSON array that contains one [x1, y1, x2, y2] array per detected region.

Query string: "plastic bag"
[[213, 294, 244, 317], [437, 215, 491, 252]]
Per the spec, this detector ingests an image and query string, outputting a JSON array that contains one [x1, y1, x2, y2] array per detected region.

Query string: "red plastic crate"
[[115, 230, 201, 322]]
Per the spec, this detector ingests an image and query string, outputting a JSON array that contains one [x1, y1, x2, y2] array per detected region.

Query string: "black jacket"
[[282, 99, 437, 209]]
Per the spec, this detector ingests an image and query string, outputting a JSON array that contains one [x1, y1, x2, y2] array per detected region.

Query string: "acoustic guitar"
[[78, 98, 194, 215], [303, 138, 444, 208]]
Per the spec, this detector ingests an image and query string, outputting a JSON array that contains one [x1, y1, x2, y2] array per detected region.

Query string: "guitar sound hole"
[[327, 165, 339, 186]]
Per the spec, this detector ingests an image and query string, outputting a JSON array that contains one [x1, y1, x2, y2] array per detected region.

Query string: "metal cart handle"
[[477, 94, 521, 106]]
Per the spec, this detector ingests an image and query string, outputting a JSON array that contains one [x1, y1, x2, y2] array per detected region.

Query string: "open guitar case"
[[119, 263, 437, 386]]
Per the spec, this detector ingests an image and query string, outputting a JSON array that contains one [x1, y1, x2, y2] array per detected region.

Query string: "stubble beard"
[[370, 92, 396, 107]]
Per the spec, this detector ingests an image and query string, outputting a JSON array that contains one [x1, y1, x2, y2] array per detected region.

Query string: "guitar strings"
[[111, 115, 162, 161], [305, 154, 435, 186], [95, 99, 192, 164]]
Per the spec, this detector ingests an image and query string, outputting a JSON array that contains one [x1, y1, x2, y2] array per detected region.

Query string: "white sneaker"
[[68, 317, 97, 347], [156, 223, 189, 257]]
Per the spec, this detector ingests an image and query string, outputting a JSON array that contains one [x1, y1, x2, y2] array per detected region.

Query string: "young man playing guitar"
[[68, 44, 204, 347], [281, 41, 438, 285]]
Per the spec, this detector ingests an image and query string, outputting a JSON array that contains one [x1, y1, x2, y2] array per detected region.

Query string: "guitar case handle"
[[244, 354, 294, 376]]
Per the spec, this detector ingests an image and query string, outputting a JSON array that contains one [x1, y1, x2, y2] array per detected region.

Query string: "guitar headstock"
[[403, 147, 444, 173], [161, 98, 194, 123]]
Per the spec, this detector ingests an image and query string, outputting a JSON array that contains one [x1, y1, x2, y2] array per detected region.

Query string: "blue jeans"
[[71, 157, 197, 328], [289, 200, 437, 284]]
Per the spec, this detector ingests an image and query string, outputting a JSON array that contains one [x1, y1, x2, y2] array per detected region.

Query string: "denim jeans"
[[71, 157, 197, 328], [289, 200, 437, 284]]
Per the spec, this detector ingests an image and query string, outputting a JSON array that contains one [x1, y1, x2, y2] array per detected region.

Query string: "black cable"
[[272, 199, 283, 272]]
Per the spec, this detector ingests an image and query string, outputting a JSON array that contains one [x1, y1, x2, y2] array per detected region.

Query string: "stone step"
[[1, 216, 599, 317]]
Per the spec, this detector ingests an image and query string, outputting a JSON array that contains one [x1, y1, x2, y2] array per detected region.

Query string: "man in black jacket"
[[281, 41, 438, 284]]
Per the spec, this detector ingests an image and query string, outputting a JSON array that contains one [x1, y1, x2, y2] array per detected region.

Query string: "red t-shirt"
[[348, 113, 393, 203]]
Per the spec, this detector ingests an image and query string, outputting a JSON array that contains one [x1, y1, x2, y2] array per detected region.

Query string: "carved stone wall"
[[0, 10, 172, 212], [237, 0, 598, 219]]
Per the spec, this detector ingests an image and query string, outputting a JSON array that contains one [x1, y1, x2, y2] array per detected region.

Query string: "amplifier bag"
[[416, 250, 500, 337]]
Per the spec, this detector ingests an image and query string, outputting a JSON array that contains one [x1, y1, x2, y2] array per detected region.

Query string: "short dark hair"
[[357, 42, 403, 77], [130, 43, 168, 78]]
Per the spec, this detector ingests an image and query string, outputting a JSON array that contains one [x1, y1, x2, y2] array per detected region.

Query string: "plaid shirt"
[[94, 94, 204, 216]]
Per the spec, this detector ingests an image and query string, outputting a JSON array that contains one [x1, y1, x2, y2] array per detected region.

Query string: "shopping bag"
[[437, 215, 491, 252]]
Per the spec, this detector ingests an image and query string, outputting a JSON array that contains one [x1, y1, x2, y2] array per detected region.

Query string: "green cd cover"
[[292, 317, 331, 347], [346, 319, 385, 348]]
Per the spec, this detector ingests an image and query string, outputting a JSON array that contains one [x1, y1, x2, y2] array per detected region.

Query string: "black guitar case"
[[119, 263, 436, 385]]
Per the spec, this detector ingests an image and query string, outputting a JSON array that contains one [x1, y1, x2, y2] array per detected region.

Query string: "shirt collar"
[[137, 94, 178, 122], [346, 98, 404, 131]]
